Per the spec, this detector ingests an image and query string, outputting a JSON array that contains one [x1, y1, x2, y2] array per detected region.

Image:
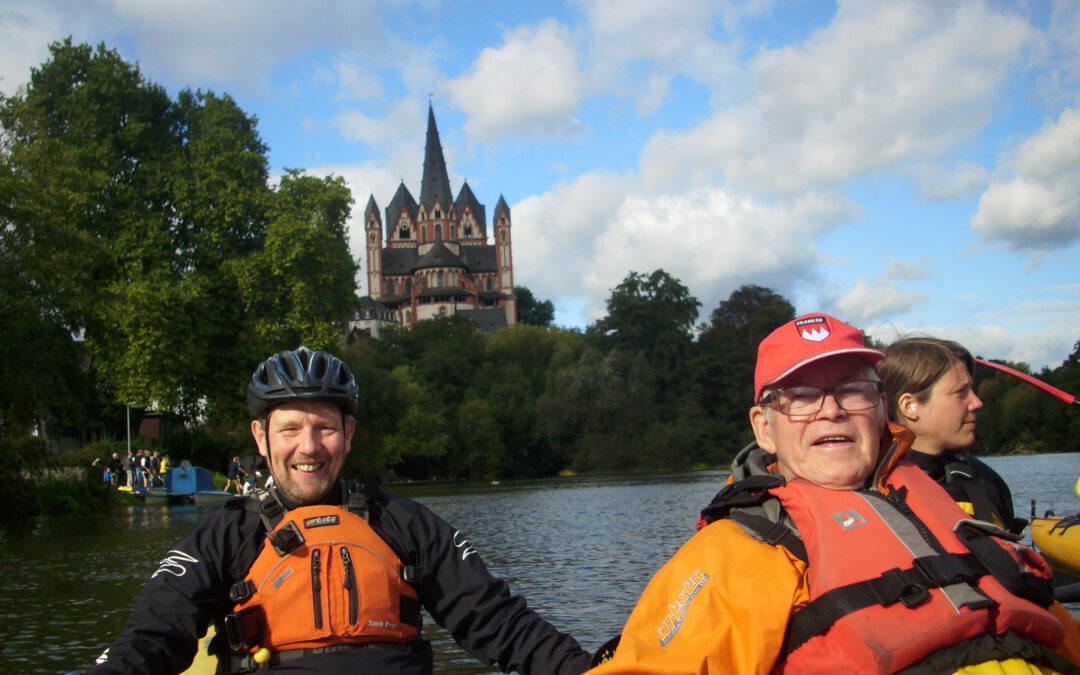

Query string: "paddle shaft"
[[975, 358, 1078, 407]]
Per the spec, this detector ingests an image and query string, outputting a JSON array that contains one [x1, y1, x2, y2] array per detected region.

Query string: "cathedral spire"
[[419, 104, 454, 213]]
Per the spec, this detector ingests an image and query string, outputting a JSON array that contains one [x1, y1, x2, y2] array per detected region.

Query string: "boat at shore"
[[121, 463, 232, 506]]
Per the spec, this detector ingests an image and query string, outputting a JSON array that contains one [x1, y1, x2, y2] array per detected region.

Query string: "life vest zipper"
[[863, 489, 948, 555], [341, 547, 359, 624], [311, 548, 323, 629]]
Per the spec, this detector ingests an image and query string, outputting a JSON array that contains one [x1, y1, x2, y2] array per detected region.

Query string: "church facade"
[[353, 105, 516, 336]]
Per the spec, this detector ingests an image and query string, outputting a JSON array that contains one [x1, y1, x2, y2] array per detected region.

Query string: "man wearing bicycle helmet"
[[87, 346, 590, 675]]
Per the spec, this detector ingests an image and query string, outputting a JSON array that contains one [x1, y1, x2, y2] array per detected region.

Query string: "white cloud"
[[446, 19, 586, 143], [580, 0, 749, 112], [333, 61, 385, 102], [514, 172, 855, 323], [582, 0, 717, 66], [640, 0, 1035, 195], [884, 258, 932, 281], [867, 320, 1077, 372], [972, 107, 1080, 250], [0, 2, 95, 96], [833, 279, 924, 323], [910, 160, 990, 201]]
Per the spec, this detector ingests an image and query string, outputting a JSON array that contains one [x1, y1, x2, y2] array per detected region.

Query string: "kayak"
[[179, 625, 216, 675], [1031, 515, 1080, 577]]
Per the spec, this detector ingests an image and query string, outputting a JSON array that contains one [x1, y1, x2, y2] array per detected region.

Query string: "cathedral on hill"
[[351, 105, 516, 337]]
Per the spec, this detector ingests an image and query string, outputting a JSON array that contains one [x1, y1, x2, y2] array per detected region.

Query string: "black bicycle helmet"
[[247, 346, 358, 417]]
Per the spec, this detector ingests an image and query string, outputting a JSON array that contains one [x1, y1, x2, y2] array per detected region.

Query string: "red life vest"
[[769, 462, 1063, 674], [230, 504, 420, 654]]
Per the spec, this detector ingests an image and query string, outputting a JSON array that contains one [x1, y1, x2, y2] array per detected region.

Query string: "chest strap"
[[782, 552, 996, 656]]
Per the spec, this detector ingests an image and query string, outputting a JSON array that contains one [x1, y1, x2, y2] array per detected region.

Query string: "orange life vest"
[[770, 462, 1063, 673], [229, 503, 420, 654]]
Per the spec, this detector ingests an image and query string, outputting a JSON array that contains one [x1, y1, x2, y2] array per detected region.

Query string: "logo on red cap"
[[795, 316, 830, 342]]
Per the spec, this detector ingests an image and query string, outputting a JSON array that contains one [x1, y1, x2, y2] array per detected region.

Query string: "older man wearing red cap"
[[588, 314, 1080, 675]]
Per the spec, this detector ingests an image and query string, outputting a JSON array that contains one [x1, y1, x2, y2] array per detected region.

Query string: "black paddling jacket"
[[906, 449, 1022, 533], [88, 483, 590, 675]]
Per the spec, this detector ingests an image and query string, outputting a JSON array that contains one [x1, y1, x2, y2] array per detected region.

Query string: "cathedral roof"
[[363, 195, 380, 229], [459, 245, 498, 273], [417, 286, 473, 298], [455, 181, 486, 233], [414, 240, 467, 271], [494, 194, 510, 221], [419, 104, 454, 213], [381, 247, 417, 275], [458, 308, 509, 334], [384, 183, 417, 239]]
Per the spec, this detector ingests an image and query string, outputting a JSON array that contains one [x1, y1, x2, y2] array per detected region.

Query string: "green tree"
[[89, 89, 270, 421], [690, 285, 795, 455], [592, 269, 700, 357], [515, 285, 555, 326], [0, 39, 175, 431], [239, 169, 357, 353], [2, 39, 365, 454]]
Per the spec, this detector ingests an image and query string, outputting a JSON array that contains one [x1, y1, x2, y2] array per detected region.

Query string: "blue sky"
[[3, 0, 1079, 370]]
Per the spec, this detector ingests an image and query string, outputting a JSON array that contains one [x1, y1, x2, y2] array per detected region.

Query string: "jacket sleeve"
[[1049, 601, 1080, 666], [588, 519, 807, 675], [86, 505, 260, 674], [374, 492, 591, 675]]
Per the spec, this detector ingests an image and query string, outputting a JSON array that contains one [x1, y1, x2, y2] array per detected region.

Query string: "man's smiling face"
[[252, 399, 354, 505], [750, 354, 886, 490]]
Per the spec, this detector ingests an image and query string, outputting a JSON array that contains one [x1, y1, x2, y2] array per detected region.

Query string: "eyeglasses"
[[760, 379, 883, 417]]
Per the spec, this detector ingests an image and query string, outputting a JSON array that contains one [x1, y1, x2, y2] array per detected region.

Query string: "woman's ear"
[[897, 392, 918, 422]]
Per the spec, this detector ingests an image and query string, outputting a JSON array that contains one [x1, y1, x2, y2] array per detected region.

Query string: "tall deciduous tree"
[[1, 39, 360, 439], [239, 169, 356, 353], [515, 285, 554, 326], [1, 39, 175, 430], [691, 285, 795, 453], [592, 269, 701, 357]]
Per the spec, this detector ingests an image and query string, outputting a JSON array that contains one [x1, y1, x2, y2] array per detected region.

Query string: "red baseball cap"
[[754, 314, 884, 402]]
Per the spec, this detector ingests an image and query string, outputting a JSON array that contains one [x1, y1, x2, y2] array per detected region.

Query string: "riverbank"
[[0, 470, 123, 522]]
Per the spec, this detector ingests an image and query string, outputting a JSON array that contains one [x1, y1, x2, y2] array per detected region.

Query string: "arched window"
[[399, 225, 409, 239], [437, 271, 445, 287], [485, 277, 493, 291], [421, 226, 427, 242], [405, 278, 412, 293], [435, 223, 442, 240]]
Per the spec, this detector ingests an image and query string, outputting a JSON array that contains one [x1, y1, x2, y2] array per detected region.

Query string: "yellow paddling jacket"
[[588, 430, 1080, 675]]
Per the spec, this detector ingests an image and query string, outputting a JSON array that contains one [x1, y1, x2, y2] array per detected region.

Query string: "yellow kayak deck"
[[1031, 516, 1080, 577]]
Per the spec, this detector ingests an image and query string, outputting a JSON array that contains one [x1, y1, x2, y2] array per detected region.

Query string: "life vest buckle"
[[913, 553, 977, 587], [270, 521, 304, 556], [230, 580, 257, 603], [871, 568, 931, 608]]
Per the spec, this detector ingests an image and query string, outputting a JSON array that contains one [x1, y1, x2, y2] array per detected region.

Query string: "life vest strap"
[[700, 474, 786, 524], [783, 553, 996, 655], [729, 511, 807, 564], [224, 638, 430, 672]]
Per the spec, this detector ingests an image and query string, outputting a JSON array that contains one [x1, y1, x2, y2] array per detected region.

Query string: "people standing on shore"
[[123, 451, 135, 488], [108, 453, 122, 487], [223, 456, 246, 494]]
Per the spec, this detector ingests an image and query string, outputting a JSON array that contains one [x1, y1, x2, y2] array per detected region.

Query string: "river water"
[[1, 453, 1077, 675]]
